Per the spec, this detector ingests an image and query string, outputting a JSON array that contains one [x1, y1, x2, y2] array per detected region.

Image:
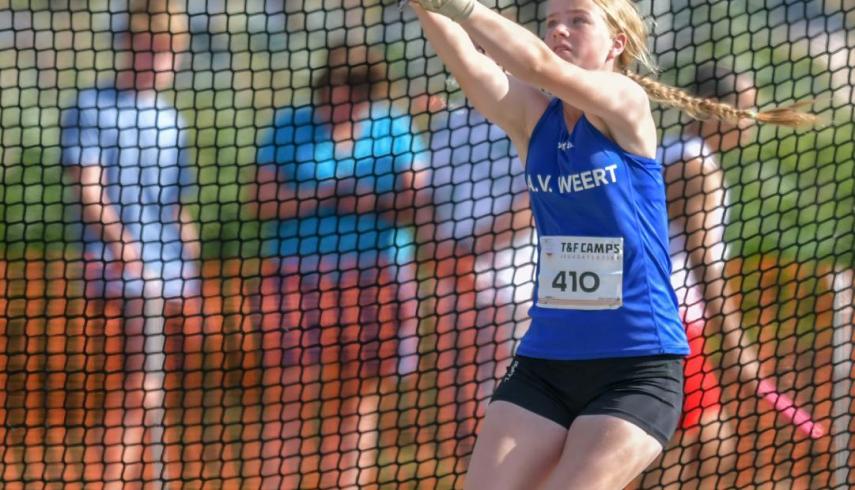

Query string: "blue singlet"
[[517, 98, 689, 360]]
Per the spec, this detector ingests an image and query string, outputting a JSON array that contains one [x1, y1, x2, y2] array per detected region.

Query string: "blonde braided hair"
[[590, 0, 818, 129], [625, 71, 818, 129]]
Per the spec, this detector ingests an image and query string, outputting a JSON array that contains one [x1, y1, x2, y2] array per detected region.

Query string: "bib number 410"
[[551, 270, 600, 293]]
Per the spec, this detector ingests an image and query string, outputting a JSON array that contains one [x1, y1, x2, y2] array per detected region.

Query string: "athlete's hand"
[[410, 0, 476, 22]]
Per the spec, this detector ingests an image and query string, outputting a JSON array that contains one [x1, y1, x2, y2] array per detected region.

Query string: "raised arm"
[[178, 206, 201, 262], [412, 5, 547, 162], [248, 164, 309, 221], [415, 0, 656, 156]]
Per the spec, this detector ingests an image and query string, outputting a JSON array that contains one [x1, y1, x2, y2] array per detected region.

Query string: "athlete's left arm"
[[457, 4, 651, 141]]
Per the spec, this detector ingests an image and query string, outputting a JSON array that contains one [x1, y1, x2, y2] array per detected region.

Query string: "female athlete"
[[408, 0, 816, 487]]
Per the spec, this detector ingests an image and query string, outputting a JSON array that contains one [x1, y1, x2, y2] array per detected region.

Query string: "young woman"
[[408, 0, 817, 488]]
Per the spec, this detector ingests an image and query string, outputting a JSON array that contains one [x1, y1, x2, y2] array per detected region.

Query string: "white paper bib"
[[537, 235, 623, 310]]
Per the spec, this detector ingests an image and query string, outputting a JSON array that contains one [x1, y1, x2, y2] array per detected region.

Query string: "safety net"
[[0, 0, 852, 488]]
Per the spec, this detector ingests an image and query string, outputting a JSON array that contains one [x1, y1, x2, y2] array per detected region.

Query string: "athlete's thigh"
[[464, 401, 566, 490], [540, 414, 663, 490]]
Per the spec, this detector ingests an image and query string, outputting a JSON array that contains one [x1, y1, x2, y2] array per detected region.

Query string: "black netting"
[[0, 0, 853, 488]]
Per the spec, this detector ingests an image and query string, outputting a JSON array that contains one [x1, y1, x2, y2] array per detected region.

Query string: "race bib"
[[537, 235, 623, 310]]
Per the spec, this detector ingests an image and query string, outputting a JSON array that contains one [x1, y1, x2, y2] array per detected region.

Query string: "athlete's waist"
[[520, 308, 689, 360], [516, 341, 690, 361]]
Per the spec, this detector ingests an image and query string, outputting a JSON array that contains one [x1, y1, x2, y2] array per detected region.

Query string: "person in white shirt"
[[60, 6, 196, 486], [652, 62, 824, 489]]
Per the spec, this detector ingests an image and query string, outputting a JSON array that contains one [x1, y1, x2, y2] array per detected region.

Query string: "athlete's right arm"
[[412, 5, 547, 161]]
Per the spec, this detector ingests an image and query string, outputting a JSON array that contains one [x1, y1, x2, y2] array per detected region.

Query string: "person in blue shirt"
[[250, 44, 428, 489], [408, 0, 818, 488], [60, 7, 197, 487]]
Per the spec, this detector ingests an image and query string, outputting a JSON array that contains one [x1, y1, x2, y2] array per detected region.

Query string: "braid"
[[752, 100, 818, 128], [624, 71, 818, 129]]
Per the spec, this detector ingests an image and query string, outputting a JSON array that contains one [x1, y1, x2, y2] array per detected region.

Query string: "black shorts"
[[491, 354, 684, 447]]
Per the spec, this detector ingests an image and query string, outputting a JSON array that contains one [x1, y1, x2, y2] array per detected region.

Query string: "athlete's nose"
[[550, 21, 570, 40]]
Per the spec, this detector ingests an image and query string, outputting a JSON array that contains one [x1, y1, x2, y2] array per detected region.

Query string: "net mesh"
[[0, 0, 853, 488]]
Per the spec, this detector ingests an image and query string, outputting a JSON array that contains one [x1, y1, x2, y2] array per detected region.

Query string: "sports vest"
[[518, 98, 689, 359]]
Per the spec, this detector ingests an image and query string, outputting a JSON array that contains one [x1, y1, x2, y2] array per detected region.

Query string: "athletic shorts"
[[491, 354, 684, 448]]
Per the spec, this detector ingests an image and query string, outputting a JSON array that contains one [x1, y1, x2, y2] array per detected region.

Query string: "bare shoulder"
[[486, 75, 550, 165], [586, 76, 657, 159], [495, 75, 550, 139]]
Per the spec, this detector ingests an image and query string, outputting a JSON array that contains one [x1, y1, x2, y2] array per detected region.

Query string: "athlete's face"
[[544, 0, 624, 71], [328, 83, 376, 127]]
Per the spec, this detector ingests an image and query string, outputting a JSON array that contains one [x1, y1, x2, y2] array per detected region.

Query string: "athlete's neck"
[[561, 103, 584, 130]]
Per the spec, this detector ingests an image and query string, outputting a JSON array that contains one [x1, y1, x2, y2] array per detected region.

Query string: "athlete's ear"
[[609, 33, 627, 61]]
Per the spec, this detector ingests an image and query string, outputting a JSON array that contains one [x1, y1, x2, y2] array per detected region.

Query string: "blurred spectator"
[[249, 43, 428, 488], [60, 2, 198, 487], [415, 101, 535, 462], [651, 62, 822, 488]]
